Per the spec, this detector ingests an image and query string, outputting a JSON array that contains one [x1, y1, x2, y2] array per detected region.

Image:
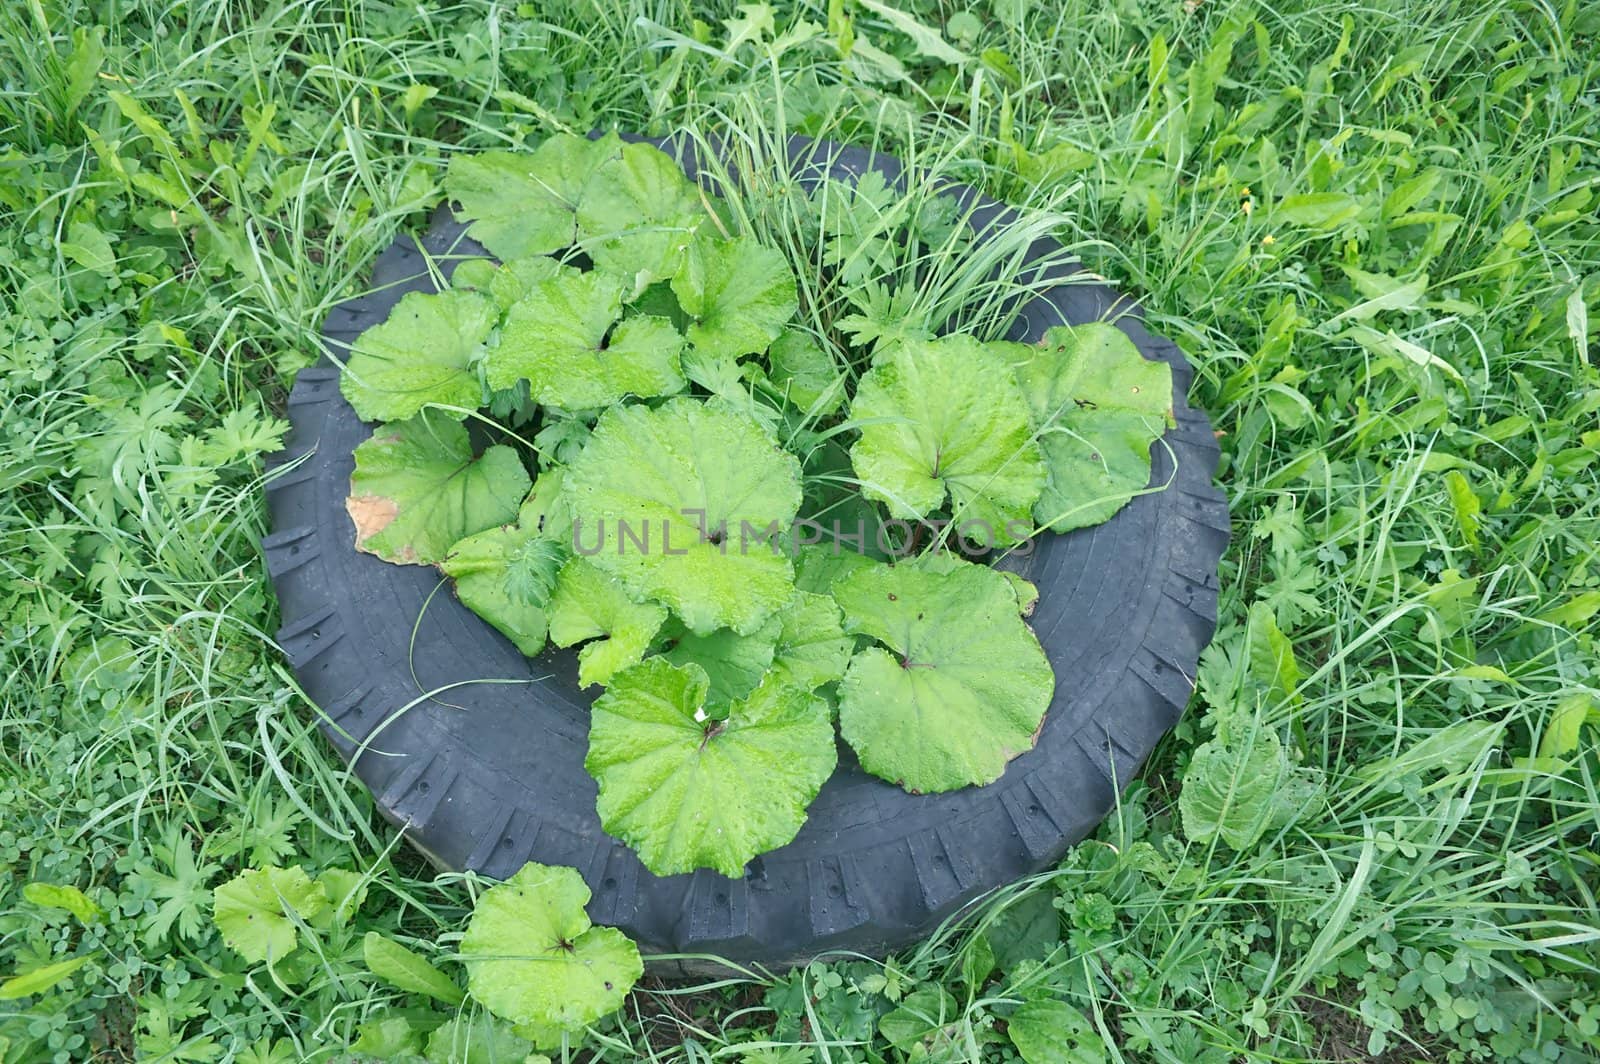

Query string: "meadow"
[[1, 0, 1597, 1060]]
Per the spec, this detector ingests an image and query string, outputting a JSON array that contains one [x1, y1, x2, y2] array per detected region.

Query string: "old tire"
[[263, 135, 1229, 973]]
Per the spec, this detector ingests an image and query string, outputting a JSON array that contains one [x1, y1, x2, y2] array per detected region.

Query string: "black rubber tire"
[[264, 135, 1229, 973]]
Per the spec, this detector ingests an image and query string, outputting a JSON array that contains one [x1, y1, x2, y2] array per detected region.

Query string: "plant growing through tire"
[[335, 132, 1174, 990]]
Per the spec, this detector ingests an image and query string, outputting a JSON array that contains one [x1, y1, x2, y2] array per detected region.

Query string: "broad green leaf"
[[522, 467, 574, 545], [855, 0, 971, 64], [878, 986, 960, 1052], [768, 590, 853, 692], [586, 660, 836, 877], [349, 1014, 423, 1058], [671, 232, 798, 360], [1538, 590, 1600, 627], [63, 26, 105, 119], [678, 346, 786, 435], [347, 411, 531, 566], [362, 932, 465, 1005], [1179, 732, 1324, 849], [662, 616, 781, 712], [0, 955, 94, 1000], [834, 558, 1054, 793], [317, 867, 368, 925], [1356, 720, 1504, 785], [1002, 569, 1040, 616], [547, 558, 667, 688], [340, 290, 498, 423], [22, 882, 104, 924], [60, 220, 117, 277], [577, 140, 704, 289], [211, 866, 328, 966], [564, 398, 802, 634], [1245, 602, 1300, 709], [453, 255, 563, 310], [489, 270, 685, 408], [1007, 999, 1107, 1064], [424, 1013, 532, 1064], [1274, 191, 1365, 229], [1539, 693, 1593, 760], [1444, 469, 1481, 551], [763, 329, 845, 414], [440, 500, 564, 657], [1011, 324, 1172, 533], [648, 586, 848, 708], [459, 862, 642, 1031], [792, 542, 879, 593], [850, 336, 1045, 545], [982, 891, 1061, 971], [445, 134, 618, 259]]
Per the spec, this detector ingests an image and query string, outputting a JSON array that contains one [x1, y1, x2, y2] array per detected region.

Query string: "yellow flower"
[[1262, 234, 1276, 246]]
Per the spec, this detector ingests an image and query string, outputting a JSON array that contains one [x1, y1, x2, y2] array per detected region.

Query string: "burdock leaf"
[[347, 411, 531, 566], [671, 232, 798, 360], [454, 255, 564, 310], [833, 558, 1054, 793], [768, 591, 853, 692], [445, 134, 619, 259], [849, 337, 1045, 545], [440, 497, 565, 657], [577, 140, 705, 290], [661, 616, 782, 713], [1178, 731, 1324, 850], [1011, 323, 1173, 533], [489, 269, 686, 410], [563, 398, 803, 635], [211, 866, 328, 966], [459, 862, 642, 1032], [585, 660, 836, 877], [340, 289, 497, 423], [547, 558, 668, 688], [764, 329, 845, 415]]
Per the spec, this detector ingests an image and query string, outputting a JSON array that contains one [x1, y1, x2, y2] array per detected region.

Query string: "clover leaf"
[[338, 289, 496, 423], [459, 862, 642, 1033], [444, 134, 618, 260], [212, 866, 328, 966], [833, 557, 1054, 793], [489, 269, 686, 410], [440, 498, 565, 657], [585, 660, 836, 877], [577, 139, 705, 290], [547, 558, 667, 688], [347, 411, 531, 565], [671, 232, 799, 360], [849, 336, 1045, 545], [1012, 323, 1173, 532], [563, 398, 802, 635]]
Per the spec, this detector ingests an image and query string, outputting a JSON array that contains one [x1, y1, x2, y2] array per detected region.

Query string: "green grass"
[[2, 0, 1598, 1061]]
